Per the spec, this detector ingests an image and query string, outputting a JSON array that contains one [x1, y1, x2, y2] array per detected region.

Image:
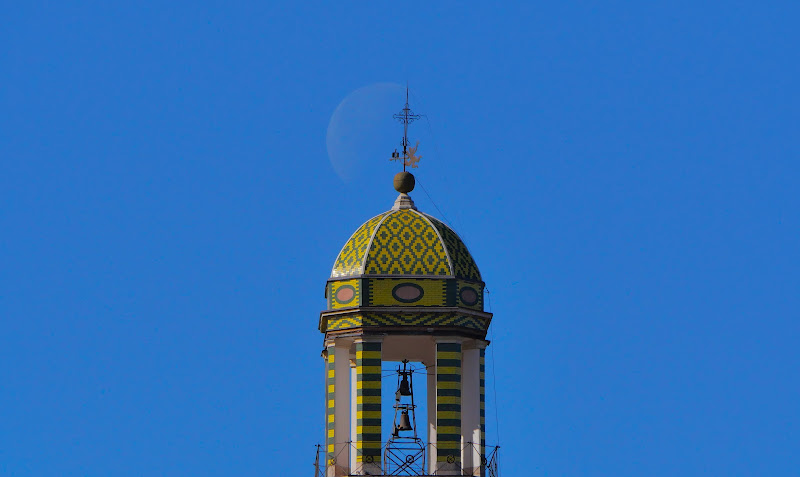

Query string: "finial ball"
[[394, 171, 415, 193]]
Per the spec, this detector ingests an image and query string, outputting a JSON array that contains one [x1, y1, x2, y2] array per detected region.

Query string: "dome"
[[330, 209, 482, 281], [320, 174, 491, 338]]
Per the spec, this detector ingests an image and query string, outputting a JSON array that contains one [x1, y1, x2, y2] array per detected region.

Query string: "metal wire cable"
[[486, 287, 502, 446], [414, 177, 451, 226]]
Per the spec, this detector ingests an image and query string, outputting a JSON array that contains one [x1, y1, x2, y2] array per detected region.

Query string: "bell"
[[397, 410, 413, 431], [398, 375, 412, 396]]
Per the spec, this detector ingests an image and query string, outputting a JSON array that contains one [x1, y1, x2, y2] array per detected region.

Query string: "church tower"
[[316, 96, 498, 477]]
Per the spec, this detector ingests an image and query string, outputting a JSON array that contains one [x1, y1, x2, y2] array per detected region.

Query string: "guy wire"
[[415, 177, 451, 227], [417, 113, 473, 249]]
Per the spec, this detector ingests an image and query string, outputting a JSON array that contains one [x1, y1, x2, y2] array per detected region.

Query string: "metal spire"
[[390, 86, 422, 171]]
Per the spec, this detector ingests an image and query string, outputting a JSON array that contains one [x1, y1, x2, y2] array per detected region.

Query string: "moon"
[[326, 82, 407, 183]]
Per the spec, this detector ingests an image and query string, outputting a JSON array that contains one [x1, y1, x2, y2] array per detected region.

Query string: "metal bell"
[[397, 410, 413, 431], [398, 375, 412, 396]]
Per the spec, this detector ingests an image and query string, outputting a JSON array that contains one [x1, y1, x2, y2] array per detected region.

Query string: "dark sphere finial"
[[394, 171, 415, 193]]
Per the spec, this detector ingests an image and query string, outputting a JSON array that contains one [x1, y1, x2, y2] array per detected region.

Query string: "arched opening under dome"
[[380, 359, 429, 475]]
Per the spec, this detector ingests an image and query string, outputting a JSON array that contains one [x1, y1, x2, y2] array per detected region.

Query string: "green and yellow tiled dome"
[[330, 209, 482, 281], [320, 173, 491, 337]]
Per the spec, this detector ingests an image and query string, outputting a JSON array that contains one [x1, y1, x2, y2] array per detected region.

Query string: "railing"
[[384, 438, 426, 475], [313, 442, 499, 476]]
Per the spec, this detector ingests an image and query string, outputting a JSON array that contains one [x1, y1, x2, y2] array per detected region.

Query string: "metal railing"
[[313, 442, 499, 476]]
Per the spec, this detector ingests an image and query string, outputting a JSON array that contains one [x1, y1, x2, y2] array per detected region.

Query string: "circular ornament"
[[335, 285, 356, 304], [392, 283, 424, 303], [460, 286, 479, 306], [394, 171, 415, 193]]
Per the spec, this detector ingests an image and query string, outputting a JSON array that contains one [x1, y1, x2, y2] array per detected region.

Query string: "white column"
[[427, 357, 437, 474], [461, 347, 482, 476], [333, 343, 351, 476]]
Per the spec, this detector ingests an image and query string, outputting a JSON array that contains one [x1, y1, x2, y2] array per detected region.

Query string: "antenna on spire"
[[390, 86, 422, 171]]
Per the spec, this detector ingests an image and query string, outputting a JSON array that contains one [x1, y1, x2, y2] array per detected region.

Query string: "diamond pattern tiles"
[[331, 212, 390, 278], [364, 210, 450, 276], [425, 214, 482, 281], [330, 208, 482, 280]]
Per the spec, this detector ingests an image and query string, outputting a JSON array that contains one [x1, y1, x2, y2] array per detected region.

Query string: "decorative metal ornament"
[[389, 87, 423, 171]]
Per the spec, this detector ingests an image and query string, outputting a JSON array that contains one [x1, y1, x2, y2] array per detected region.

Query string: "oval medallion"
[[335, 285, 356, 304], [460, 287, 479, 306], [392, 283, 424, 303]]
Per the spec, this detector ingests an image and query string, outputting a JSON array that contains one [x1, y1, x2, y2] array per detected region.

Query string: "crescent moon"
[[326, 82, 405, 183]]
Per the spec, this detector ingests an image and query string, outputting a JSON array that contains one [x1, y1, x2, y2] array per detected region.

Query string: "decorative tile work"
[[327, 278, 483, 311], [456, 280, 484, 311], [326, 314, 365, 330], [364, 312, 484, 329], [328, 279, 361, 309], [364, 278, 446, 307], [436, 342, 462, 464], [325, 312, 488, 332], [330, 208, 484, 282], [364, 210, 450, 276], [331, 212, 390, 278], [425, 214, 482, 281], [355, 342, 382, 462]]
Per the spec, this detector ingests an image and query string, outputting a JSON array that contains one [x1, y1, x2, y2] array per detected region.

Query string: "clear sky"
[[1, 2, 798, 476]]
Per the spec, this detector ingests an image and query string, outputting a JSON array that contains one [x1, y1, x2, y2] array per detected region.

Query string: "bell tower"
[[315, 94, 498, 476], [316, 104, 499, 474]]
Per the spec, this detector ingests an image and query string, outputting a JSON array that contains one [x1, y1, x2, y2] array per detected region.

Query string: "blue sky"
[[1, 2, 798, 475]]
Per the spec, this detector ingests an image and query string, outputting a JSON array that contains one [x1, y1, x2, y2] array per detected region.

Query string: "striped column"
[[325, 347, 336, 465], [355, 341, 382, 470], [436, 342, 462, 470]]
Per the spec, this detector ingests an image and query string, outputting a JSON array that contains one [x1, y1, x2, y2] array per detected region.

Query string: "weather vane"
[[390, 87, 422, 171]]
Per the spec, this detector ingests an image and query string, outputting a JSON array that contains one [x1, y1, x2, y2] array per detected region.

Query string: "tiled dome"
[[321, 179, 490, 335], [330, 208, 481, 282]]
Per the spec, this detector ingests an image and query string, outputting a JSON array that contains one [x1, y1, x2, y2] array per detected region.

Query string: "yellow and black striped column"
[[436, 342, 462, 466], [326, 347, 336, 465], [355, 341, 382, 465]]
